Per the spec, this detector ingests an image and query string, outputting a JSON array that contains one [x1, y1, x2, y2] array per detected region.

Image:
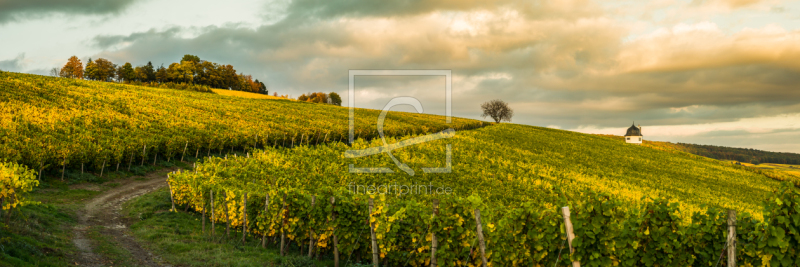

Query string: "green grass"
[[85, 225, 137, 266], [123, 188, 339, 267], [0, 204, 76, 267], [0, 158, 195, 266]]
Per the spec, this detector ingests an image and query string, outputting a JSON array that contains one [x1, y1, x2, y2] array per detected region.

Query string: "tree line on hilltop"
[[673, 143, 800, 165], [298, 92, 342, 106], [55, 54, 269, 94]]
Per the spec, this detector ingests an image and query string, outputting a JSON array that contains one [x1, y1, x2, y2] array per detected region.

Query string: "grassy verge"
[[123, 188, 346, 267], [0, 204, 76, 266]]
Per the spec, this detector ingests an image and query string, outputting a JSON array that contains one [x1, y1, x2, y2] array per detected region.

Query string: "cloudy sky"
[[2, 0, 799, 152]]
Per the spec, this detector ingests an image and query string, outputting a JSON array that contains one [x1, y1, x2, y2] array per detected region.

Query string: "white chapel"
[[625, 123, 643, 145]]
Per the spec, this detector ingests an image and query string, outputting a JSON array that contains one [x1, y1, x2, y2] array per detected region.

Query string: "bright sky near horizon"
[[1, 0, 799, 153]]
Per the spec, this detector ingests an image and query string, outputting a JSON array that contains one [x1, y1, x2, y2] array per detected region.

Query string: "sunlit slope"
[[474, 125, 780, 216], [0, 71, 483, 172], [226, 123, 780, 218], [210, 89, 289, 100]]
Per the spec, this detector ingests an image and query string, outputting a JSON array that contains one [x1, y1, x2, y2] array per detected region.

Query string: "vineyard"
[[0, 71, 483, 178], [3, 71, 799, 265], [170, 124, 783, 218], [166, 123, 800, 266]]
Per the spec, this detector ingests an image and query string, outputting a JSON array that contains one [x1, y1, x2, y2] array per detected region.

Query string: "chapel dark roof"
[[625, 123, 642, 136]]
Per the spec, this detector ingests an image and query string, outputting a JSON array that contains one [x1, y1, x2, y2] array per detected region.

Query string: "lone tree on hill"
[[480, 99, 514, 123]]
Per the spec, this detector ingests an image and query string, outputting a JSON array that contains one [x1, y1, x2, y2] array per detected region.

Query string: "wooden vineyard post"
[[224, 191, 231, 239], [431, 199, 439, 267], [116, 161, 119, 172], [141, 145, 146, 166], [474, 209, 488, 267], [561, 207, 580, 267], [211, 190, 215, 237], [168, 173, 175, 212], [100, 159, 106, 177], [280, 193, 287, 257], [202, 197, 206, 234], [254, 134, 258, 149], [242, 191, 248, 244], [332, 196, 339, 267], [153, 149, 158, 166], [181, 141, 188, 162], [38, 163, 43, 181], [308, 195, 316, 257], [728, 210, 737, 267], [128, 152, 133, 171], [382, 204, 389, 267], [61, 160, 65, 181], [268, 193, 269, 248], [195, 147, 199, 159], [369, 198, 379, 267]]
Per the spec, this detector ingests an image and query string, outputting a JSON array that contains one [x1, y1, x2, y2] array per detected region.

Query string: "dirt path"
[[72, 168, 176, 267]]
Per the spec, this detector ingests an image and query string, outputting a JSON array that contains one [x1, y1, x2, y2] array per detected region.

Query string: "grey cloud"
[[0, 53, 25, 72], [92, 24, 800, 130], [93, 28, 183, 49], [284, 0, 603, 21], [0, 0, 138, 24], [87, 4, 800, 132]]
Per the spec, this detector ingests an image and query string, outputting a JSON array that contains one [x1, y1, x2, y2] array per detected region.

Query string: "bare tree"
[[50, 68, 59, 77], [480, 99, 514, 123]]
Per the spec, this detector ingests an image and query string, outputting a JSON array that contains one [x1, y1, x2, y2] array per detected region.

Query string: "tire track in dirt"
[[72, 168, 176, 266]]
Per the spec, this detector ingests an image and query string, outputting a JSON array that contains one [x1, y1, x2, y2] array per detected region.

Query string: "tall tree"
[[329, 92, 342, 106], [254, 79, 268, 94], [144, 61, 156, 82], [155, 64, 167, 83], [181, 54, 200, 64], [167, 63, 182, 83], [59, 56, 83, 79], [93, 58, 116, 82], [121, 62, 135, 82], [134, 66, 147, 82], [84, 58, 98, 80], [179, 61, 196, 84]]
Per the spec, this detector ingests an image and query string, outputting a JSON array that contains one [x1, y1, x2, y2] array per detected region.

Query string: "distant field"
[[210, 89, 290, 100], [725, 161, 800, 176]]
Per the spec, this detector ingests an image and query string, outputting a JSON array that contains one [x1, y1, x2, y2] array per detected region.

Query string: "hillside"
[[210, 88, 289, 100], [174, 123, 783, 219], [2, 71, 795, 266], [0, 71, 483, 174], [165, 122, 793, 265], [0, 71, 785, 216]]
